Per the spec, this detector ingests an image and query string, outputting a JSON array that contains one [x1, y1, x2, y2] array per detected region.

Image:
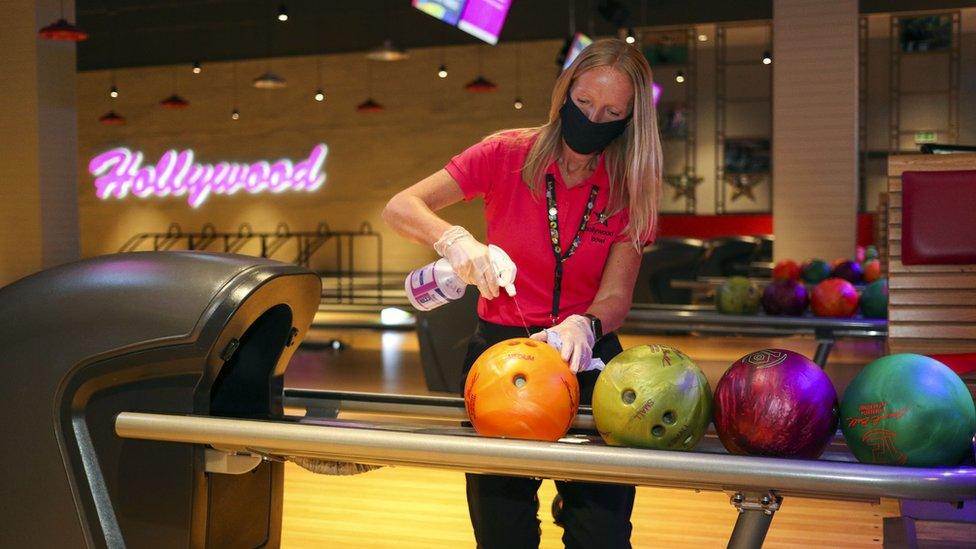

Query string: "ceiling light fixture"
[[99, 111, 126, 125], [253, 71, 287, 89], [160, 94, 190, 109], [624, 28, 636, 44], [277, 4, 288, 22], [356, 98, 384, 112], [160, 68, 190, 108], [465, 47, 497, 93], [465, 76, 497, 93], [367, 39, 408, 62], [192, 61, 202, 74], [357, 61, 384, 112], [39, 0, 88, 41]]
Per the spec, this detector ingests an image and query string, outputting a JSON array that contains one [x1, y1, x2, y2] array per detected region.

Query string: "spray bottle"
[[405, 244, 516, 311]]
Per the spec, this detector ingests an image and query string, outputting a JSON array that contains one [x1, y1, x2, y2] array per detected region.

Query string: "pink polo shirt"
[[445, 132, 634, 327]]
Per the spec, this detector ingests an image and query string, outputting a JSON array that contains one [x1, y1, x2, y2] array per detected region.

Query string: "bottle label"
[[405, 261, 464, 311]]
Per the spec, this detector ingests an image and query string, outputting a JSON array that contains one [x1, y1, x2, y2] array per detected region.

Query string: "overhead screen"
[[413, 0, 513, 45]]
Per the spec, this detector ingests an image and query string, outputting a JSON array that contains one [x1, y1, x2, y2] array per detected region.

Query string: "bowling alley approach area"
[[4, 1, 976, 548]]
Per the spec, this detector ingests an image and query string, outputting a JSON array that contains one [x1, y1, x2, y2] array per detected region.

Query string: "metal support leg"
[[727, 491, 782, 549], [812, 328, 835, 368]]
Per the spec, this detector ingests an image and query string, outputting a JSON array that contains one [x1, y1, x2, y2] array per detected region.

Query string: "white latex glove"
[[530, 314, 603, 374], [433, 226, 499, 299]]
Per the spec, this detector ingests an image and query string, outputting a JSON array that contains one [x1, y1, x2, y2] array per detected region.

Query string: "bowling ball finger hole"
[[662, 411, 676, 425], [621, 389, 636, 404], [513, 374, 527, 388], [651, 425, 665, 437]]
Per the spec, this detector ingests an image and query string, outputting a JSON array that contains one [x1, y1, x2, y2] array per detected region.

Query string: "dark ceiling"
[[76, 0, 976, 71]]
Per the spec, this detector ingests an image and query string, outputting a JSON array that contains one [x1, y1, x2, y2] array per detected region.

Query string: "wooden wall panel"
[[0, 0, 80, 286], [772, 0, 859, 262], [886, 153, 976, 356]]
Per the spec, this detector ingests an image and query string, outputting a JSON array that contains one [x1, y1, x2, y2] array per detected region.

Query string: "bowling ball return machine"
[[0, 252, 973, 548]]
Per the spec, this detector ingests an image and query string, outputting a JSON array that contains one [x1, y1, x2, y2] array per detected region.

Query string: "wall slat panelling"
[[890, 307, 976, 322], [886, 153, 976, 356], [890, 289, 976, 306]]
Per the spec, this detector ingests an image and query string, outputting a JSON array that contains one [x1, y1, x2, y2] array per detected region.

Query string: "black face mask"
[[559, 97, 630, 155]]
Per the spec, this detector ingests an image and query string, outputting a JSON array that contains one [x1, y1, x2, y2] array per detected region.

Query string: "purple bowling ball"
[[762, 279, 809, 316], [714, 349, 839, 458], [832, 260, 864, 284]]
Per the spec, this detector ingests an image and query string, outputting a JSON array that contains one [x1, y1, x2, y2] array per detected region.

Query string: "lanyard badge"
[[545, 173, 600, 325]]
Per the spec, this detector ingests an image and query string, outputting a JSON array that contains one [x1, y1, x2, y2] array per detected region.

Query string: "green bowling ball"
[[592, 344, 712, 450], [715, 276, 761, 315], [859, 278, 888, 319], [840, 353, 976, 467], [864, 245, 880, 261], [801, 259, 833, 284]]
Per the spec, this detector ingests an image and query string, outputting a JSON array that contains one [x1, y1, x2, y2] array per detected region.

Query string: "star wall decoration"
[[664, 171, 703, 202], [727, 174, 762, 202]]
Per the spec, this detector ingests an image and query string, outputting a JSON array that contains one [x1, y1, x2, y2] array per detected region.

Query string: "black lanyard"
[[545, 173, 600, 325]]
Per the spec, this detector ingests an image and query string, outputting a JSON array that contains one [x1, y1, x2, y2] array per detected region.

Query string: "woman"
[[383, 38, 662, 548]]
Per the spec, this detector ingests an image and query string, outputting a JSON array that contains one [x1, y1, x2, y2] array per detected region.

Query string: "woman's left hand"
[[530, 315, 595, 373]]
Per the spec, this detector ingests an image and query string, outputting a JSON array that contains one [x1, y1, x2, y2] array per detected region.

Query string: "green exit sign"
[[914, 131, 937, 143]]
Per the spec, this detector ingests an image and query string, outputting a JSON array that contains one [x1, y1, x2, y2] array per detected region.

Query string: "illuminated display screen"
[[89, 145, 328, 208], [562, 33, 593, 71], [413, 0, 512, 45]]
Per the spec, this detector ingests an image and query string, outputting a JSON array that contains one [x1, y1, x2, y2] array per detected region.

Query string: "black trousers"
[[461, 320, 636, 549]]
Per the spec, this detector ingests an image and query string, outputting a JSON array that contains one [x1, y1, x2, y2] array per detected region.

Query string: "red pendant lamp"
[[160, 94, 190, 109], [356, 98, 384, 113], [39, 1, 88, 41], [464, 76, 498, 93], [98, 111, 126, 125], [356, 61, 384, 113], [464, 47, 497, 93], [160, 68, 190, 109]]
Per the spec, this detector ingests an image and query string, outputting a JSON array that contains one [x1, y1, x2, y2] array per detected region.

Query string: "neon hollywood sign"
[[89, 144, 328, 208]]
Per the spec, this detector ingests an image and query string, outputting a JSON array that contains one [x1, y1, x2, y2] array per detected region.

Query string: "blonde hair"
[[490, 38, 662, 248]]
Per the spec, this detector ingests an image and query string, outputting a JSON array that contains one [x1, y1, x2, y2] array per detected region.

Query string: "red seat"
[[929, 353, 976, 376], [901, 170, 976, 265]]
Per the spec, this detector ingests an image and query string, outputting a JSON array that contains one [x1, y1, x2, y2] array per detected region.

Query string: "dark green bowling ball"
[[801, 259, 832, 284], [840, 353, 976, 467], [859, 278, 888, 319]]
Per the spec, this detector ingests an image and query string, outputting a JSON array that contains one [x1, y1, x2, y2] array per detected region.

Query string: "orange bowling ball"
[[863, 259, 881, 283], [464, 338, 579, 442]]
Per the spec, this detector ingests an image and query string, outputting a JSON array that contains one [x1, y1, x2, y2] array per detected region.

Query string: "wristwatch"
[[582, 313, 603, 341]]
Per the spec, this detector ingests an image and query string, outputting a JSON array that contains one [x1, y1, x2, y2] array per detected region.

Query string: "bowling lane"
[[282, 462, 899, 549]]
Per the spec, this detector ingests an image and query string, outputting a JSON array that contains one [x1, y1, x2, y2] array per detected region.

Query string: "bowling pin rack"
[[118, 222, 389, 304], [117, 387, 976, 549]]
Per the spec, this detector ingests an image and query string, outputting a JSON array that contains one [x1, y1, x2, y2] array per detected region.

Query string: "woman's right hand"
[[434, 226, 499, 299]]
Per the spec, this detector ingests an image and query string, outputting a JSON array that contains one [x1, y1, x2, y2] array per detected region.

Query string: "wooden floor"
[[281, 327, 899, 548]]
